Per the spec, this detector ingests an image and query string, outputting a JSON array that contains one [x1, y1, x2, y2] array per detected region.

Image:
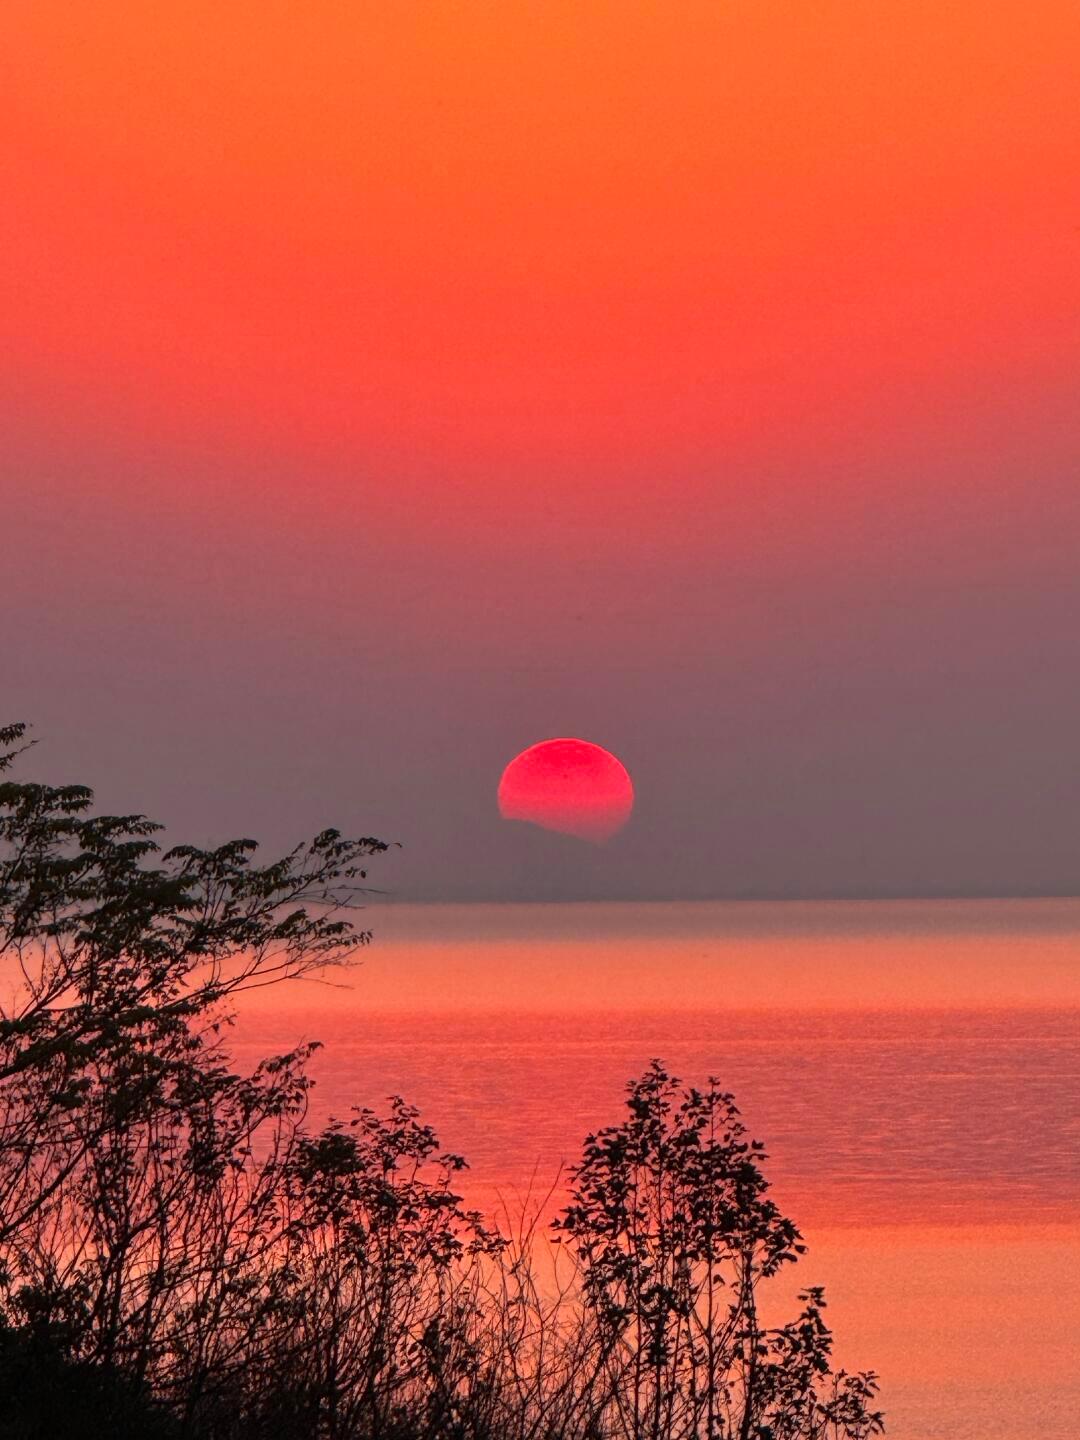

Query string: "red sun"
[[497, 738, 634, 843]]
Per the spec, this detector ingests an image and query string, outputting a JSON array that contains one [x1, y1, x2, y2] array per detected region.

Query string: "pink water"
[[234, 900, 1080, 1439]]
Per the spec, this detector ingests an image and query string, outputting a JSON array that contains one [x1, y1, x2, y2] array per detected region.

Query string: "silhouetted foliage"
[[554, 1063, 882, 1439], [0, 724, 882, 1438], [0, 1318, 182, 1440]]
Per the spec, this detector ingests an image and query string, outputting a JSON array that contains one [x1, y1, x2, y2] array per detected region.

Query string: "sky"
[[3, 1, 1080, 900]]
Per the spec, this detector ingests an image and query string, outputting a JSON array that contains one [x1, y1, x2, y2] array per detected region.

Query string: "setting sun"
[[497, 738, 634, 843]]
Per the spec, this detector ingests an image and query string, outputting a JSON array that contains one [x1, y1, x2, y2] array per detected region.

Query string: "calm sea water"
[[234, 900, 1080, 1440]]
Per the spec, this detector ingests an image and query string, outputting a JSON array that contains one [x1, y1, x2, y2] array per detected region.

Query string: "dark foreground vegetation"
[[0, 724, 882, 1439]]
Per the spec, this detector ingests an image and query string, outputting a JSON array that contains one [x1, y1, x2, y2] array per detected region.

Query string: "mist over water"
[[235, 899, 1080, 1440]]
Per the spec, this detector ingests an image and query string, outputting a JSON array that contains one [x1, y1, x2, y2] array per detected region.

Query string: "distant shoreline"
[[374, 890, 1080, 905]]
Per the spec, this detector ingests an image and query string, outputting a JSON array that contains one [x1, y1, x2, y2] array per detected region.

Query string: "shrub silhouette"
[[554, 1062, 882, 1440], [0, 724, 882, 1438], [0, 1317, 183, 1440]]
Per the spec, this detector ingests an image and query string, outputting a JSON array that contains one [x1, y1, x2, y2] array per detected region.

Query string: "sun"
[[497, 738, 634, 843]]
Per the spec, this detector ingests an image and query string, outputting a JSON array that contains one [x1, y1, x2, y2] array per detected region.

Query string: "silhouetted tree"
[[554, 1062, 883, 1440], [0, 721, 383, 1239], [0, 722, 386, 1434]]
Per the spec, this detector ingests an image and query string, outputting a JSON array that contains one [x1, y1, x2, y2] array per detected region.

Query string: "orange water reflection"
[[237, 899, 1080, 1014], [233, 902, 1080, 1439]]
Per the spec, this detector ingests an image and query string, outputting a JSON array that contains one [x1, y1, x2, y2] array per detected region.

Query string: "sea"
[[233, 899, 1080, 1440]]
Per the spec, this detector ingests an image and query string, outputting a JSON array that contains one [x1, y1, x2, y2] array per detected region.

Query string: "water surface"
[[235, 900, 1080, 1440]]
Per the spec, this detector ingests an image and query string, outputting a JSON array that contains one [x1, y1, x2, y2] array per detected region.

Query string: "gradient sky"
[[4, 2, 1080, 899]]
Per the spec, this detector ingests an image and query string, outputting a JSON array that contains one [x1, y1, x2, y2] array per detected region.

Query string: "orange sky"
[[4, 3, 1080, 901], [5, 1, 1079, 507]]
